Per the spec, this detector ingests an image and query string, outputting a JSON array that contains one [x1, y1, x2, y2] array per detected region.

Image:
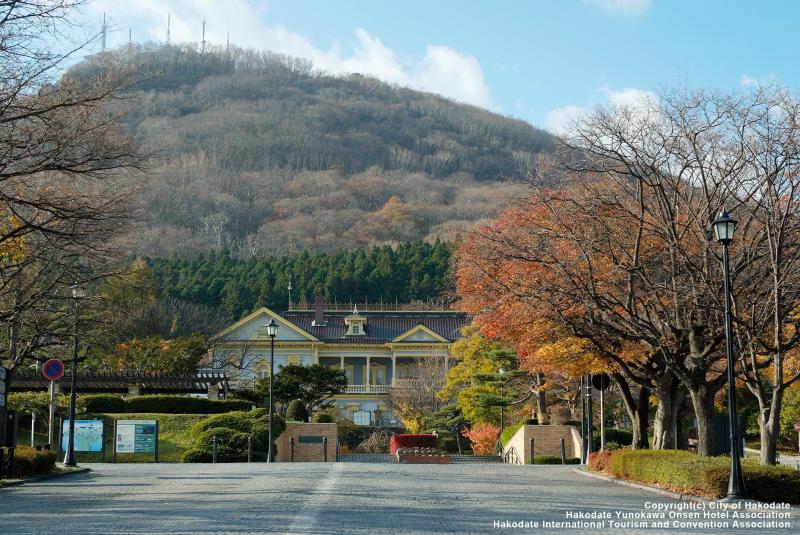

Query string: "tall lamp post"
[[712, 211, 746, 500], [64, 283, 84, 467], [266, 318, 278, 462]]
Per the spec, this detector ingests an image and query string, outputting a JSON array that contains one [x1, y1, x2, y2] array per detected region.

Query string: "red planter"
[[389, 433, 438, 453]]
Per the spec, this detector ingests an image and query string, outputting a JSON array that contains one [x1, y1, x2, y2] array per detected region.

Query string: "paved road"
[[0, 463, 796, 534]]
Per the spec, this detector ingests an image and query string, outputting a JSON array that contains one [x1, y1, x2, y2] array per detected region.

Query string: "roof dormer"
[[344, 306, 367, 336]]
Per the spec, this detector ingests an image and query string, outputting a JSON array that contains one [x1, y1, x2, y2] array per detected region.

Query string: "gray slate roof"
[[280, 310, 470, 344]]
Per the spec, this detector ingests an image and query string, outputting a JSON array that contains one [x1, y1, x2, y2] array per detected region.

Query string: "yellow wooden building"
[[209, 299, 470, 425]]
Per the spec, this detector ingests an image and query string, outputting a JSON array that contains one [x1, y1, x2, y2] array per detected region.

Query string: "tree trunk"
[[689, 386, 716, 456], [758, 387, 783, 465], [614, 373, 650, 449], [652, 376, 674, 450]]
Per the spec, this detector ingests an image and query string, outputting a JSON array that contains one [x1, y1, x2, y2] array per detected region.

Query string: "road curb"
[[0, 467, 91, 489], [571, 468, 711, 503]]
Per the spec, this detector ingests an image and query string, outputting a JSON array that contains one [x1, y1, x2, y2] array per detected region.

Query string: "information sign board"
[[61, 419, 104, 452], [299, 435, 324, 444], [116, 420, 157, 453]]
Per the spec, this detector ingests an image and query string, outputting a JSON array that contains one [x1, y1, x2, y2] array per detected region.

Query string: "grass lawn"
[[59, 413, 206, 463]]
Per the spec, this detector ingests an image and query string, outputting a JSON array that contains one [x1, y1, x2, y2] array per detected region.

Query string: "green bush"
[[286, 399, 309, 422], [592, 449, 800, 503], [124, 395, 251, 414], [9, 446, 57, 479], [312, 412, 334, 423], [181, 448, 212, 463], [531, 455, 581, 465], [592, 428, 633, 449], [183, 409, 285, 462], [78, 394, 125, 413]]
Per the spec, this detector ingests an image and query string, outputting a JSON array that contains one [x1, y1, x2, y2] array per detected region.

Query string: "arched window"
[[253, 359, 271, 380]]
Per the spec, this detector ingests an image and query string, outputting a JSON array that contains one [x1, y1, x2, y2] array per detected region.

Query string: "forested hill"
[[70, 44, 555, 257], [147, 241, 453, 321]]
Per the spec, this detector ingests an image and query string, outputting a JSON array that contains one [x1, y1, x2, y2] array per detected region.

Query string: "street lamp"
[[266, 318, 278, 462], [64, 283, 85, 467], [712, 211, 746, 500]]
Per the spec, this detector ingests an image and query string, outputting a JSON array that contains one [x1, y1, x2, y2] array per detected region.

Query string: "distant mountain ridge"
[[70, 44, 555, 257]]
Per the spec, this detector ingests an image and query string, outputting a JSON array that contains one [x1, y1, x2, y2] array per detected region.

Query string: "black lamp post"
[[712, 211, 746, 500], [64, 283, 84, 467], [266, 318, 278, 462]]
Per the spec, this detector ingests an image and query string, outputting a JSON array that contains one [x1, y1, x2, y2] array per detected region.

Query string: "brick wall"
[[275, 423, 338, 462], [503, 425, 582, 464]]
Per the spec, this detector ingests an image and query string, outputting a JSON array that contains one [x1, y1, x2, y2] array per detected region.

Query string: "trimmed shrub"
[[591, 449, 800, 503], [390, 433, 439, 454], [181, 448, 212, 463], [587, 450, 613, 472], [78, 394, 125, 413], [286, 399, 309, 422], [183, 409, 285, 462], [9, 446, 57, 478], [124, 395, 251, 414], [592, 428, 632, 449], [532, 455, 581, 465], [312, 412, 334, 423]]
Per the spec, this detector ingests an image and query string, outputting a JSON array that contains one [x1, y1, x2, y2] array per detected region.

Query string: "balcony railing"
[[344, 384, 390, 394]]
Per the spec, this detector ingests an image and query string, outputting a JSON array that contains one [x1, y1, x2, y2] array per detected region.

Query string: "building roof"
[[280, 310, 471, 344]]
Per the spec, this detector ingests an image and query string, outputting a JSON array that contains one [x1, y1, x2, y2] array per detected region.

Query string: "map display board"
[[116, 420, 157, 453], [61, 419, 104, 452]]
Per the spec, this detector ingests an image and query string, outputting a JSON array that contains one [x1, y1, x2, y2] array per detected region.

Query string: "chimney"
[[312, 293, 326, 327]]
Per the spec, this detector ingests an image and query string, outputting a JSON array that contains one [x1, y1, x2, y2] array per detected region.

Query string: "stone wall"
[[275, 422, 337, 462], [503, 425, 582, 464]]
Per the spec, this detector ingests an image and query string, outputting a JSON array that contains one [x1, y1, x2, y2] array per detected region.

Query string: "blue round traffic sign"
[[42, 359, 65, 381]]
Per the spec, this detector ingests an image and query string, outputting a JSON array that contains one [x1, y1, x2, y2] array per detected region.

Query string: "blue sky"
[[81, 0, 799, 133]]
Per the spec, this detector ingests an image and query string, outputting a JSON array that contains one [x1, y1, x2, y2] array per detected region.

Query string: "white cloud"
[[86, 0, 493, 108], [545, 105, 587, 135], [545, 86, 656, 135], [582, 0, 652, 16]]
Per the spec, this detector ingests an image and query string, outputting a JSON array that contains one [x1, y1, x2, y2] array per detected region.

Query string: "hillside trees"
[[67, 44, 549, 256]]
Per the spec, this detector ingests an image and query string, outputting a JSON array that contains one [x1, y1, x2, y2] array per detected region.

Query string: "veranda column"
[[391, 355, 396, 385], [340, 355, 344, 369], [366, 356, 371, 392]]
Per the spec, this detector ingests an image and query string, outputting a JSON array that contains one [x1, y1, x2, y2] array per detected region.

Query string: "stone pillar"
[[208, 384, 220, 400], [127, 385, 140, 397]]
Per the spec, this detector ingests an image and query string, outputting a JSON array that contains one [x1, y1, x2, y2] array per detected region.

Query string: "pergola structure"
[[9, 369, 229, 397]]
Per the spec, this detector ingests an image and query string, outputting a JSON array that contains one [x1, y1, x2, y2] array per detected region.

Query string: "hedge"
[[531, 455, 581, 465], [389, 434, 438, 453], [123, 395, 252, 414], [184, 409, 285, 463], [588, 449, 800, 503], [78, 394, 125, 413], [7, 446, 57, 479], [77, 394, 252, 414]]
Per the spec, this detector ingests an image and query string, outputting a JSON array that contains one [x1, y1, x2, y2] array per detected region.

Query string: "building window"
[[352, 324, 361, 335], [253, 360, 271, 380], [370, 364, 387, 385]]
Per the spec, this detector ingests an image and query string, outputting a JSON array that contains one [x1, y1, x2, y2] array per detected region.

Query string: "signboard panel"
[[61, 419, 104, 452], [116, 420, 157, 453], [299, 435, 324, 444]]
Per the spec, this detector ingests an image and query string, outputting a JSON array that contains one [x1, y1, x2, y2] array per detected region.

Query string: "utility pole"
[[101, 13, 107, 52], [166, 12, 171, 44], [201, 19, 206, 54], [226, 16, 230, 54]]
